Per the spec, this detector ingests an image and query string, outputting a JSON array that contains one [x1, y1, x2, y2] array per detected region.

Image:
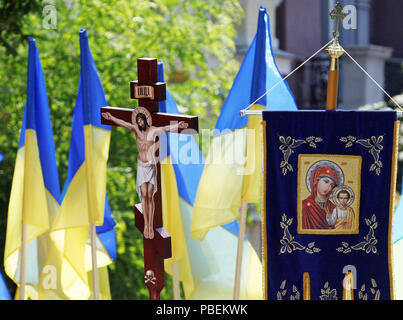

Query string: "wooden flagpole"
[[233, 200, 248, 300], [172, 262, 180, 300], [90, 223, 100, 300], [326, 2, 346, 111], [19, 224, 28, 300]]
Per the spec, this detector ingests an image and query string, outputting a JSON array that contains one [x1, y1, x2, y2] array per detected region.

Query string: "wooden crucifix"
[[100, 58, 198, 300]]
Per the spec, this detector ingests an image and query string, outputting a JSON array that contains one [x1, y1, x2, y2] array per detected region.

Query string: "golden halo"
[[332, 185, 355, 207], [305, 160, 344, 194], [132, 107, 152, 127]]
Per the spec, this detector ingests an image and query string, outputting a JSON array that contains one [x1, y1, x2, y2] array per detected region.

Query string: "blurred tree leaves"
[[0, 0, 42, 56], [0, 0, 243, 299]]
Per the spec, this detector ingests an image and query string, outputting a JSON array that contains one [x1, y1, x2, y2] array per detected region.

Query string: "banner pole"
[[90, 223, 100, 300], [172, 262, 181, 300], [233, 201, 248, 300], [19, 224, 27, 300], [326, 2, 346, 110]]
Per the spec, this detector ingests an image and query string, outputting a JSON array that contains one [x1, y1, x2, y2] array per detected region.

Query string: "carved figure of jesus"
[[102, 107, 188, 239]]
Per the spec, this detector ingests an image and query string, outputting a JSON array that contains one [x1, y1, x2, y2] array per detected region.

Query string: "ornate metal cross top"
[[330, 2, 347, 39]]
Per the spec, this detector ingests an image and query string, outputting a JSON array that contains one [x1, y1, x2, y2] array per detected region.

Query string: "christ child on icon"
[[327, 186, 356, 230]]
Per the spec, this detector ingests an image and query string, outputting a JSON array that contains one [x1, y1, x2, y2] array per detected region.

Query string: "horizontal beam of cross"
[[100, 106, 199, 133]]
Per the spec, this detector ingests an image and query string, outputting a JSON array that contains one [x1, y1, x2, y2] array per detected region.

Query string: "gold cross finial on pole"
[[325, 2, 346, 110], [330, 2, 347, 40]]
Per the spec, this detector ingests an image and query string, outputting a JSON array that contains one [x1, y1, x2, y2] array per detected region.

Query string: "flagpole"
[[172, 262, 180, 300], [85, 127, 100, 301], [325, 39, 343, 110], [326, 2, 346, 111], [19, 224, 27, 300], [233, 200, 248, 300], [90, 223, 100, 300]]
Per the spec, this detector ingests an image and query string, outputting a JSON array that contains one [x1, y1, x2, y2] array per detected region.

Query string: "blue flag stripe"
[[63, 30, 116, 260], [19, 37, 60, 202], [215, 7, 297, 134], [79, 29, 110, 129]]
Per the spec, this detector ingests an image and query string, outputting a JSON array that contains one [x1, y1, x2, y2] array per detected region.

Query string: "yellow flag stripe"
[[49, 125, 112, 299], [161, 157, 195, 299]]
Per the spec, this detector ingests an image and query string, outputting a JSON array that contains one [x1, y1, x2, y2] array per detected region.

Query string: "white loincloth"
[[136, 159, 157, 203]]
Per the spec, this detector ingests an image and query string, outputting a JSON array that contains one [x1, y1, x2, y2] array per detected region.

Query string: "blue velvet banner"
[[262, 110, 398, 300]]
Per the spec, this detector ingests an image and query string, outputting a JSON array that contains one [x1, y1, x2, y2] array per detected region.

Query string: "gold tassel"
[[303, 272, 311, 300], [343, 272, 354, 300]]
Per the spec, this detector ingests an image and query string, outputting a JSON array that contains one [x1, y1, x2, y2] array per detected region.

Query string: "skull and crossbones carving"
[[144, 270, 156, 285]]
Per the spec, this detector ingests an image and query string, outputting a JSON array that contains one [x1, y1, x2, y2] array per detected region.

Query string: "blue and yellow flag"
[[4, 38, 61, 299], [158, 63, 261, 299], [0, 154, 11, 301], [51, 29, 115, 300], [191, 6, 297, 240], [0, 271, 10, 300]]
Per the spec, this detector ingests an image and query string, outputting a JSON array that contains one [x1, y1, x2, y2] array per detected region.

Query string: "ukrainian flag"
[[0, 154, 11, 301], [191, 7, 298, 240], [51, 29, 115, 300], [4, 38, 61, 299], [0, 271, 10, 300], [158, 63, 261, 299], [392, 175, 403, 299]]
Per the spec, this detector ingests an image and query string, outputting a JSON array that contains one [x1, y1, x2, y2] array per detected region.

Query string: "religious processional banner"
[[262, 110, 399, 300]]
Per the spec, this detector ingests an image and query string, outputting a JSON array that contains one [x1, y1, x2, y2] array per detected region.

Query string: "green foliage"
[[0, 0, 243, 299], [0, 0, 42, 56]]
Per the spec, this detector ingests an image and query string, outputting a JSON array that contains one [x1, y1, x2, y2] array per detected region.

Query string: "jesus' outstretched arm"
[[154, 121, 189, 135], [102, 112, 140, 134]]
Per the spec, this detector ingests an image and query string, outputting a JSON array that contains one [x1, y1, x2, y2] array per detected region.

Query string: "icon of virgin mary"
[[302, 160, 344, 230]]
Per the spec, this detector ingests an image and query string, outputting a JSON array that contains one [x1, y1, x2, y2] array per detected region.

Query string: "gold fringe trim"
[[388, 121, 399, 300], [261, 120, 268, 300]]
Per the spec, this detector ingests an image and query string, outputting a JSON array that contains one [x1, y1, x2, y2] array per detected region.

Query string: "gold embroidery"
[[336, 214, 378, 254], [279, 214, 321, 254], [279, 136, 323, 176], [277, 280, 300, 300], [340, 135, 384, 176], [276, 277, 383, 300], [358, 279, 381, 300], [319, 282, 338, 300]]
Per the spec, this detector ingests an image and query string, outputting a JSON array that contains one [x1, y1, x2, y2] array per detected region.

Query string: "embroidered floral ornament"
[[319, 282, 338, 300], [336, 214, 378, 254], [277, 280, 300, 300], [340, 135, 384, 176], [279, 136, 323, 176], [279, 214, 321, 254]]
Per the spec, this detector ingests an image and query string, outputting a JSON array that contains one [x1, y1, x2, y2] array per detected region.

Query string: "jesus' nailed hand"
[[102, 109, 188, 239]]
